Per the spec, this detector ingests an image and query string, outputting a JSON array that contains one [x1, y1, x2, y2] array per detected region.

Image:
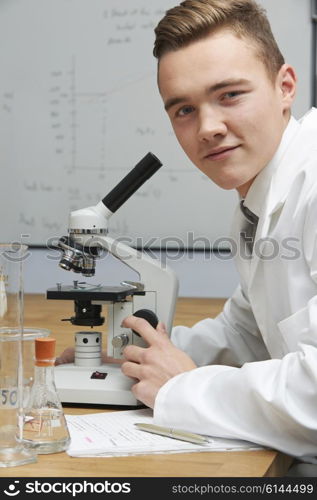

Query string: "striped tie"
[[240, 200, 258, 254]]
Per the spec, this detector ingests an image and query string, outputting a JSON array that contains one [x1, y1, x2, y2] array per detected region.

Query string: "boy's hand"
[[121, 316, 196, 408]]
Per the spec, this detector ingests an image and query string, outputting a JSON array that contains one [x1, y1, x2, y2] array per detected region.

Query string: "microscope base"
[[54, 362, 139, 406]]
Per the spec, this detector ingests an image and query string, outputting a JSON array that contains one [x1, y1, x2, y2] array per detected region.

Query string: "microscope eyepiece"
[[102, 152, 162, 213]]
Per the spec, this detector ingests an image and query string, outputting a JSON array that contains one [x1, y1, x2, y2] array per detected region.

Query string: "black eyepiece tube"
[[102, 152, 163, 213]]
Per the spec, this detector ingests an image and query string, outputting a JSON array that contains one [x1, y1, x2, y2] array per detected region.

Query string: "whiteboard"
[[0, 0, 312, 247]]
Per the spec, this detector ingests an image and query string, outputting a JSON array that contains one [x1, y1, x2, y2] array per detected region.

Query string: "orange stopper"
[[35, 337, 56, 366]]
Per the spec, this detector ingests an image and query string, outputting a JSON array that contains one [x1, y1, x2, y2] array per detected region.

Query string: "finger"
[[156, 321, 168, 336], [122, 315, 158, 345], [121, 360, 141, 380], [122, 344, 145, 363], [55, 357, 62, 366], [55, 347, 75, 366]]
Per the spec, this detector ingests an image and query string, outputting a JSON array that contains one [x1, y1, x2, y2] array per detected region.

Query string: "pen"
[[134, 423, 211, 445]]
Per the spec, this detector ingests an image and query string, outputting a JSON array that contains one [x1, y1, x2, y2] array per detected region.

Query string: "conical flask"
[[22, 337, 70, 454]]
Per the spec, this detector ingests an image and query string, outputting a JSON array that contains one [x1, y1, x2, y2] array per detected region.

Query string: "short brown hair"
[[153, 0, 284, 80]]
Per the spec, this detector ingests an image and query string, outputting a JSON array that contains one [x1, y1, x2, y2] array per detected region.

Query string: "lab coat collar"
[[266, 107, 317, 217], [243, 114, 300, 218]]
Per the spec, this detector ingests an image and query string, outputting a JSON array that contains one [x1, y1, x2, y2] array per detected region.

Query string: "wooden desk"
[[0, 295, 293, 478]]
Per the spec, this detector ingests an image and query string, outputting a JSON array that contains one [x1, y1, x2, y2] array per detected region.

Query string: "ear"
[[276, 64, 297, 111]]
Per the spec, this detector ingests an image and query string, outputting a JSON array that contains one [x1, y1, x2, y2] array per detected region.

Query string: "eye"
[[221, 91, 244, 101], [176, 105, 195, 117]]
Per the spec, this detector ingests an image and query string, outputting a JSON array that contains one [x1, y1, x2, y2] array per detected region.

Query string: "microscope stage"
[[54, 362, 140, 406], [47, 284, 144, 302]]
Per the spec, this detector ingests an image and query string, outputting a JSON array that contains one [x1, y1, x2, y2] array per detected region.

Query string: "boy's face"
[[158, 30, 296, 197]]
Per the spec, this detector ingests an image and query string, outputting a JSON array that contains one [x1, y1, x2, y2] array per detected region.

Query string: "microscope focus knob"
[[132, 309, 159, 335], [112, 334, 129, 349]]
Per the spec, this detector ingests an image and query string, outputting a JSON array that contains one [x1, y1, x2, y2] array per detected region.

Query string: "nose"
[[197, 108, 227, 142]]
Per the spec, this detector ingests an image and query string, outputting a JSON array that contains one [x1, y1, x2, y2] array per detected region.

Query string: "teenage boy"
[[121, 0, 317, 474]]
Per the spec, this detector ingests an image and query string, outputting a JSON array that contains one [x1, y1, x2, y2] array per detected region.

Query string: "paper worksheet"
[[65, 408, 264, 457]]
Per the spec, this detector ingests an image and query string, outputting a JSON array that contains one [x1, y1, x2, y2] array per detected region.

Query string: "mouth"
[[204, 145, 240, 161]]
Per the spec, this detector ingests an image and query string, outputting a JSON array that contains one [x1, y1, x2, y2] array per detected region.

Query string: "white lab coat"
[[154, 108, 317, 462]]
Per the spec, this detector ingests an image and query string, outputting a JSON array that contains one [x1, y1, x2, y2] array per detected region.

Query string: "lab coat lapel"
[[248, 108, 317, 288], [247, 190, 273, 286]]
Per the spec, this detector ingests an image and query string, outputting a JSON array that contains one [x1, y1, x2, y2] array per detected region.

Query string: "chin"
[[211, 171, 254, 194], [213, 177, 245, 191]]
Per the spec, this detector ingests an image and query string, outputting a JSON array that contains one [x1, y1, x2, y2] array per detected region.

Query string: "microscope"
[[47, 153, 179, 406]]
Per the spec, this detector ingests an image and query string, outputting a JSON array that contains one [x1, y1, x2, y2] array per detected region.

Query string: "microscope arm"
[[76, 233, 178, 334]]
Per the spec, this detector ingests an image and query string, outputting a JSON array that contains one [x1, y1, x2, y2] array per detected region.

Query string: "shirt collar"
[[243, 116, 300, 217]]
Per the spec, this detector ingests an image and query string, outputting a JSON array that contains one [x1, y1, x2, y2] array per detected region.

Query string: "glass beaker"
[[0, 243, 37, 467]]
